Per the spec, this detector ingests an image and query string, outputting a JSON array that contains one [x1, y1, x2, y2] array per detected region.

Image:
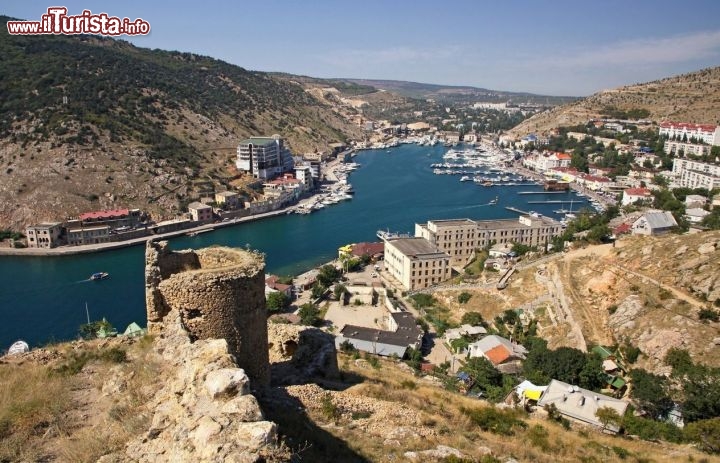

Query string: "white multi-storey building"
[[236, 136, 294, 180], [672, 158, 720, 190], [659, 122, 720, 146]]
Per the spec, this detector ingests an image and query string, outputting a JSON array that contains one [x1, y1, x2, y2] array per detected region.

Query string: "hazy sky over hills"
[[5, 0, 720, 96]]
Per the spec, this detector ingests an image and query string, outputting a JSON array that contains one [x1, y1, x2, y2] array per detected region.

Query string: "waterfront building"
[[215, 191, 240, 210], [74, 208, 142, 230], [415, 216, 564, 268], [236, 136, 294, 180], [294, 165, 314, 189], [25, 222, 63, 248], [522, 151, 571, 173], [188, 202, 213, 223], [575, 173, 612, 191], [663, 140, 712, 157], [659, 121, 720, 145], [384, 237, 451, 291], [66, 225, 110, 246], [672, 158, 720, 190]]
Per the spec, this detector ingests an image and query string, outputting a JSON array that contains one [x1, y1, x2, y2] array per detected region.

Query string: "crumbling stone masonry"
[[145, 241, 270, 387]]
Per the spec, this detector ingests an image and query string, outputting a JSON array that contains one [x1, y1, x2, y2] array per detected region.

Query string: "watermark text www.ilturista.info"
[[7, 7, 150, 36]]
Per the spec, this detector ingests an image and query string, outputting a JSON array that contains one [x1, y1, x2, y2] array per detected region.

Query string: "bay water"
[[0, 143, 589, 348]]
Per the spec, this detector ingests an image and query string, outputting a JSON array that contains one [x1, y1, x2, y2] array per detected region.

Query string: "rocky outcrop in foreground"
[[99, 311, 280, 463]]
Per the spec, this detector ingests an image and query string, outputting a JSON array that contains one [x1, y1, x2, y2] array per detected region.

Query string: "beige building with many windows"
[[672, 158, 720, 190], [26, 222, 63, 248], [416, 215, 564, 267], [384, 237, 451, 291], [66, 225, 110, 246]]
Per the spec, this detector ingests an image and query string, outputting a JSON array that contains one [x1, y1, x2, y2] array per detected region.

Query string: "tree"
[[317, 264, 341, 287], [595, 406, 623, 432], [461, 311, 485, 327], [629, 369, 674, 419], [266, 291, 290, 313], [457, 292, 472, 304], [298, 303, 322, 326], [511, 242, 532, 256], [461, 357, 503, 392], [310, 282, 326, 300], [685, 418, 720, 454], [333, 283, 348, 301], [578, 352, 606, 391]]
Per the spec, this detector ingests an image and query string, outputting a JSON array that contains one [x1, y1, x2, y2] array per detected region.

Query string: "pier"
[[505, 206, 531, 214]]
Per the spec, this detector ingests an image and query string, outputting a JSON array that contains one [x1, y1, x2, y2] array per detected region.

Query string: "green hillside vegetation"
[[0, 16, 361, 229]]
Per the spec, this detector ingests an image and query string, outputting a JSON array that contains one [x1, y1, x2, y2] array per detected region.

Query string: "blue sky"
[[4, 0, 720, 96]]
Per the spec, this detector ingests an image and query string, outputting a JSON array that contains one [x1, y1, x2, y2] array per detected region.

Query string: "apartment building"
[[659, 122, 720, 146], [672, 158, 720, 190], [663, 140, 712, 157], [236, 136, 294, 180], [415, 216, 564, 268], [384, 237, 451, 291]]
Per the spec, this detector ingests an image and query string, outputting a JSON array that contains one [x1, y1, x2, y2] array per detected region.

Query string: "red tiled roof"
[[352, 242, 384, 257], [79, 208, 130, 220], [484, 344, 512, 365], [624, 188, 651, 196], [614, 223, 632, 235], [555, 153, 571, 160], [660, 121, 717, 132], [578, 173, 611, 182]]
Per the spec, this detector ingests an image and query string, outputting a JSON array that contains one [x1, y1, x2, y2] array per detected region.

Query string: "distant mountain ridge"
[[507, 66, 720, 137], [0, 16, 361, 230], [340, 78, 579, 105]]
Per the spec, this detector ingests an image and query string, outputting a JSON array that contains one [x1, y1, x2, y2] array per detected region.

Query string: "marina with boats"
[[0, 141, 613, 349]]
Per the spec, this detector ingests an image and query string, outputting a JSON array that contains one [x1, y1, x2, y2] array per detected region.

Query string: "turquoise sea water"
[[0, 144, 589, 348]]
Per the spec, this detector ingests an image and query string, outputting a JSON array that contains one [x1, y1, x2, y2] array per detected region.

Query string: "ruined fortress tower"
[[145, 241, 270, 386]]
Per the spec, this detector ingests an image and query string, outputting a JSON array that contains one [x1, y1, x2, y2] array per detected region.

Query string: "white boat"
[[460, 175, 471, 182], [7, 340, 29, 356], [90, 272, 109, 281], [377, 229, 411, 240]]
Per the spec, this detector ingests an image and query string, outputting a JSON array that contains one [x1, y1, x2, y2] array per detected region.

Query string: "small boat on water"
[[489, 195, 499, 205], [7, 340, 29, 356], [90, 272, 109, 281]]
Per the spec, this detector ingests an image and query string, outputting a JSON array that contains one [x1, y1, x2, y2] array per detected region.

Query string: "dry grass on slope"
[[0, 336, 162, 463], [267, 354, 717, 462]]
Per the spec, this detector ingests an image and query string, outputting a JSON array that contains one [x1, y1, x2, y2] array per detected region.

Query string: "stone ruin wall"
[[145, 241, 270, 387]]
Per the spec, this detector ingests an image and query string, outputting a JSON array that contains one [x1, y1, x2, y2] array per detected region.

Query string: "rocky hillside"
[[507, 66, 720, 137], [0, 16, 362, 230]]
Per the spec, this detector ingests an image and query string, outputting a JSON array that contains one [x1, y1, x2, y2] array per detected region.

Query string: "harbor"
[[0, 142, 595, 348]]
